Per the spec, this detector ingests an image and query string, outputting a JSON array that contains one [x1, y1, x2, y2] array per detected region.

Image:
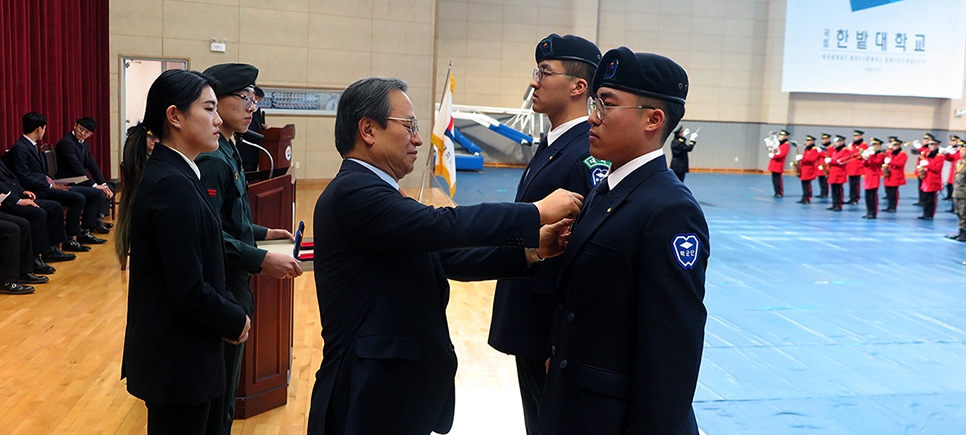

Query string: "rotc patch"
[[671, 233, 700, 270], [583, 156, 611, 186], [604, 59, 618, 79]]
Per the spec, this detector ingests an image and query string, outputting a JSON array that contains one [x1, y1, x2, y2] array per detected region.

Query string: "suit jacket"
[[669, 136, 696, 174], [6, 136, 51, 192], [308, 159, 541, 434], [55, 133, 107, 184], [196, 136, 268, 315], [488, 121, 602, 359], [539, 155, 709, 435], [122, 144, 247, 405], [0, 161, 28, 208]]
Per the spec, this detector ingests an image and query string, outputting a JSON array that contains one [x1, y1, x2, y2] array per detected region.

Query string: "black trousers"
[[922, 191, 938, 218], [800, 179, 812, 202], [1, 199, 65, 254], [771, 172, 783, 195], [146, 398, 222, 435], [917, 178, 924, 204], [674, 170, 686, 182], [865, 188, 878, 217], [885, 186, 899, 210], [221, 341, 244, 435], [0, 214, 32, 281], [831, 183, 844, 208], [944, 183, 953, 200], [818, 175, 829, 196], [36, 188, 87, 237], [847, 175, 860, 203], [515, 355, 548, 435]]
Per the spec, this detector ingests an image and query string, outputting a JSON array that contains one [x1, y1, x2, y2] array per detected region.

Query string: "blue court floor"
[[452, 169, 966, 434]]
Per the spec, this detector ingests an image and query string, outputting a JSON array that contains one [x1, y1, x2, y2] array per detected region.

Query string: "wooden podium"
[[236, 173, 296, 418], [245, 124, 295, 183]]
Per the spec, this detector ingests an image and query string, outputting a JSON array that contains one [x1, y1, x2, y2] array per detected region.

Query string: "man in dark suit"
[[198, 63, 302, 434], [54, 116, 114, 229], [0, 158, 74, 272], [6, 112, 106, 251], [307, 77, 582, 434], [0, 211, 43, 294], [540, 48, 710, 435], [486, 33, 602, 435]]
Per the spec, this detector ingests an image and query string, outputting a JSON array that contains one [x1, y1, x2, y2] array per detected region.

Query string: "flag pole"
[[419, 61, 453, 203]]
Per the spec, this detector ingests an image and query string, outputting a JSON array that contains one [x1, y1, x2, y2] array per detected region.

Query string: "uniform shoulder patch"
[[584, 156, 611, 186], [671, 233, 700, 270]]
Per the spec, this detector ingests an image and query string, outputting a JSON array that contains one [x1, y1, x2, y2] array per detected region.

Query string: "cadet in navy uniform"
[[540, 48, 710, 434], [307, 77, 582, 435], [486, 34, 602, 435], [670, 126, 697, 182], [54, 117, 114, 230], [197, 63, 302, 434]]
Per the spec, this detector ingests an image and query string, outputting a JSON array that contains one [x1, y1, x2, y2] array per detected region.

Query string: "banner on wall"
[[782, 0, 966, 98]]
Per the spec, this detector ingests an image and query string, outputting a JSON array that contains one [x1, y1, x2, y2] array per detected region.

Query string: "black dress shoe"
[[866, 215, 876, 219], [861, 215, 870, 219], [101, 222, 114, 229], [20, 273, 48, 284], [917, 216, 933, 220], [92, 223, 111, 234], [77, 233, 107, 245], [0, 282, 34, 295], [913, 202, 922, 206], [847, 201, 859, 205], [884, 208, 896, 213], [33, 257, 56, 274], [831, 207, 842, 212], [63, 239, 92, 252], [43, 248, 77, 262]]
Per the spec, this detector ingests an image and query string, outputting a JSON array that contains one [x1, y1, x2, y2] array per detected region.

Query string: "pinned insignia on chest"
[[671, 233, 700, 270], [583, 156, 611, 186]]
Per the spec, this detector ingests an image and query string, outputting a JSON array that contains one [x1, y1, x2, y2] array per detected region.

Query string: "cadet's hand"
[[24, 191, 35, 200], [536, 218, 573, 259], [261, 251, 304, 279], [227, 315, 251, 344], [266, 228, 295, 241], [52, 183, 70, 191], [534, 189, 583, 224], [96, 184, 114, 199], [17, 198, 39, 207]]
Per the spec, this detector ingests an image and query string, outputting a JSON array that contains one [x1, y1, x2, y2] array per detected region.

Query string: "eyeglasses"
[[387, 117, 419, 135], [587, 96, 656, 121], [532, 68, 577, 84], [230, 93, 258, 109]]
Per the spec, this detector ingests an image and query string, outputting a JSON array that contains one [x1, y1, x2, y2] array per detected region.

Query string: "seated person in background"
[[55, 116, 114, 230], [0, 211, 48, 294], [6, 112, 107, 250], [0, 157, 75, 270]]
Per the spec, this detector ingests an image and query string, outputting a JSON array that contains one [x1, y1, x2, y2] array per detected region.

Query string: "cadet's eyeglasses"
[[587, 96, 656, 121], [387, 117, 419, 135], [532, 68, 577, 84], [230, 93, 257, 110]]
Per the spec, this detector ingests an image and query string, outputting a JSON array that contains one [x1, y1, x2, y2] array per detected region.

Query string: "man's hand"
[[17, 198, 39, 208], [23, 191, 35, 200], [534, 189, 583, 224], [535, 218, 574, 260], [96, 184, 114, 199], [51, 183, 70, 191], [226, 315, 251, 344], [260, 251, 304, 279], [265, 228, 295, 241]]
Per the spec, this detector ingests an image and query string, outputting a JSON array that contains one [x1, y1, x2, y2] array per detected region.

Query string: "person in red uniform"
[[882, 136, 907, 213], [816, 133, 831, 198], [942, 134, 962, 211], [913, 133, 935, 206], [796, 135, 819, 204], [919, 141, 944, 220], [768, 129, 791, 197], [860, 138, 886, 219], [827, 135, 849, 211], [845, 130, 867, 205]]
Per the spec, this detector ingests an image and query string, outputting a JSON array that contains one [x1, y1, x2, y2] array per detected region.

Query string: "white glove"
[[683, 128, 690, 137], [884, 157, 891, 164], [689, 133, 698, 142], [795, 154, 803, 161], [825, 157, 832, 163], [768, 152, 774, 159]]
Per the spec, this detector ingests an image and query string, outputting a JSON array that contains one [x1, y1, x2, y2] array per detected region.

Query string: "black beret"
[[592, 47, 688, 105], [805, 135, 815, 140], [203, 63, 258, 97], [535, 34, 601, 69], [821, 133, 831, 139], [779, 129, 790, 136], [853, 130, 864, 135]]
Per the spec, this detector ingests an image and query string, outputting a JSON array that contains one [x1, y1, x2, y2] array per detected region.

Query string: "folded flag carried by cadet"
[[433, 68, 457, 197]]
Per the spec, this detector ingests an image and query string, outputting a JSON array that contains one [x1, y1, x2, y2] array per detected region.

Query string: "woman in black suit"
[[115, 69, 250, 434]]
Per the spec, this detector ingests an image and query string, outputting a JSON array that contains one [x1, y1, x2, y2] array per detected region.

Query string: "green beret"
[[203, 63, 258, 97]]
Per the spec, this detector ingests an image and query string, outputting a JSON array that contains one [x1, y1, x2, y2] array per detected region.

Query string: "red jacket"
[[922, 152, 944, 192], [945, 152, 961, 184], [845, 143, 867, 176], [816, 148, 828, 175], [862, 152, 886, 189], [768, 141, 790, 173], [799, 147, 819, 180], [828, 147, 850, 184], [883, 151, 907, 187]]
